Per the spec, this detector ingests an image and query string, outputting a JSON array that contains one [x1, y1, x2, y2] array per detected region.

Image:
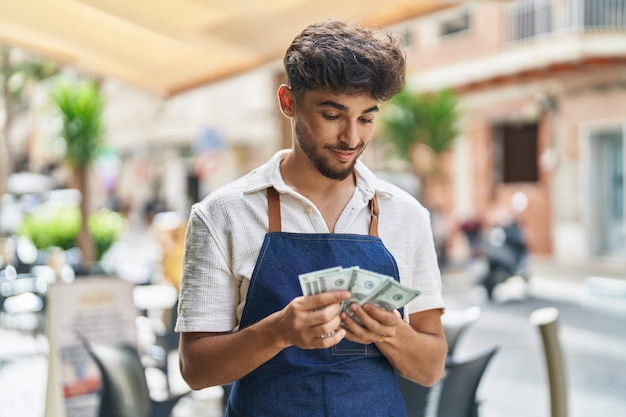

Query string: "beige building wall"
[[102, 66, 282, 223], [400, 0, 626, 265]]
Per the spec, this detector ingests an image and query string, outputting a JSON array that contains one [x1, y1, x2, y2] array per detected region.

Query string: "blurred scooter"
[[480, 218, 530, 299]]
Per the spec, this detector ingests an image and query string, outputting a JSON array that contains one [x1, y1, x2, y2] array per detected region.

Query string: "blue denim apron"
[[225, 187, 407, 417]]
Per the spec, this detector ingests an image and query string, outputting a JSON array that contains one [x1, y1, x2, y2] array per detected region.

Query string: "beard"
[[294, 119, 365, 181]]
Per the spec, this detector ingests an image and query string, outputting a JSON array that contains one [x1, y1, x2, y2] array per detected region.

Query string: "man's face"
[[292, 90, 380, 181]]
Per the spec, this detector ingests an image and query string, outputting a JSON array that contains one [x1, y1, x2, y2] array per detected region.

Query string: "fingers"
[[293, 291, 348, 327], [361, 303, 402, 325], [341, 303, 401, 344], [282, 292, 350, 349], [298, 291, 351, 311], [283, 293, 403, 348], [302, 293, 347, 345], [298, 308, 347, 349], [313, 327, 346, 347]]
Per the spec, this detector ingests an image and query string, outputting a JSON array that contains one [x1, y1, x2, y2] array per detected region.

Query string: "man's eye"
[[359, 118, 374, 124], [322, 114, 339, 121]]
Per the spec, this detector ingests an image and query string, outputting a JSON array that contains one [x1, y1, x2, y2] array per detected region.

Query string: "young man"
[[176, 19, 447, 416]]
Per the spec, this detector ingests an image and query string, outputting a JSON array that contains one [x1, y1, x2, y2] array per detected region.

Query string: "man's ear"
[[278, 84, 295, 117]]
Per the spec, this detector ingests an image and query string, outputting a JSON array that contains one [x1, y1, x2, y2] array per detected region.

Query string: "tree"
[[380, 88, 460, 202], [49, 79, 105, 267]]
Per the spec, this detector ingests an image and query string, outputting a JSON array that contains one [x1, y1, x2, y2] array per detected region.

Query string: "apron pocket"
[[331, 339, 382, 357]]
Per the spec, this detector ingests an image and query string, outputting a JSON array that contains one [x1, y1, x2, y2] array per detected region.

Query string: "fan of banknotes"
[[298, 266, 420, 314]]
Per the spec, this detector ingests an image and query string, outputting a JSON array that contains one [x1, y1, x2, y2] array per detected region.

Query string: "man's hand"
[[273, 291, 351, 349], [340, 302, 403, 344]]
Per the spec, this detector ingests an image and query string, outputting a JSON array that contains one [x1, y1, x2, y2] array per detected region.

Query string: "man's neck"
[[279, 151, 357, 232], [279, 150, 356, 200]]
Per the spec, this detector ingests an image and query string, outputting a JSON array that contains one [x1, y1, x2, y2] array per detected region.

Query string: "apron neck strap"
[[266, 187, 379, 237], [267, 187, 282, 233], [368, 195, 379, 237]]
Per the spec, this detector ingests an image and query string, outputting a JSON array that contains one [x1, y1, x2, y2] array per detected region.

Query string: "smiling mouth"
[[331, 149, 357, 162], [329, 142, 363, 161]]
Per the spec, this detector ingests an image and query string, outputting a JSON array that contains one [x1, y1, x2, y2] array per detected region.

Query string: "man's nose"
[[340, 121, 360, 148]]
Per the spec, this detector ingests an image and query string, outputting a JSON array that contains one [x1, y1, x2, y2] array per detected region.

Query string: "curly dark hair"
[[284, 19, 406, 102]]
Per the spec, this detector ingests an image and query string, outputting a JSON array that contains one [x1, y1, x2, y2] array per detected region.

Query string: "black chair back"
[[87, 343, 153, 417], [436, 346, 498, 417], [442, 306, 481, 357], [396, 374, 431, 417]]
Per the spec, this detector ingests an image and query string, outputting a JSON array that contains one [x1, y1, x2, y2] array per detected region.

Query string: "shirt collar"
[[243, 150, 398, 200], [243, 150, 290, 194]]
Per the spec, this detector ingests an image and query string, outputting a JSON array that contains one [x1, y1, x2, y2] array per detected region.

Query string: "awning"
[[0, 0, 458, 97]]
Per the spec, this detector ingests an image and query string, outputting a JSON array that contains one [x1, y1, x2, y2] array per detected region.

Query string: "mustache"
[[329, 141, 365, 152]]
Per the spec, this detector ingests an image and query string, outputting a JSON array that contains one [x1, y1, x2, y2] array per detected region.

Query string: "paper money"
[[344, 267, 389, 306], [364, 279, 421, 311], [299, 266, 344, 296], [298, 266, 420, 313]]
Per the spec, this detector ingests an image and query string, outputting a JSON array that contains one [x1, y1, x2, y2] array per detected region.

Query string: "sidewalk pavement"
[[0, 328, 225, 417], [441, 255, 626, 314]]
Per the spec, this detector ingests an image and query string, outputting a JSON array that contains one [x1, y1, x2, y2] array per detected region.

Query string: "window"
[[584, 0, 626, 28], [493, 122, 539, 183], [589, 129, 624, 255], [439, 10, 470, 37], [508, 0, 552, 42]]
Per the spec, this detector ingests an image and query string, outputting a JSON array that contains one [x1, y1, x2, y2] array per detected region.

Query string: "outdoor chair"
[[396, 373, 431, 417], [436, 346, 498, 417], [0, 271, 47, 335], [441, 306, 481, 357], [85, 341, 189, 417]]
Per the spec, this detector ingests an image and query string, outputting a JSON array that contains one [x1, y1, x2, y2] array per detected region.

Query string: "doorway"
[[589, 129, 625, 257]]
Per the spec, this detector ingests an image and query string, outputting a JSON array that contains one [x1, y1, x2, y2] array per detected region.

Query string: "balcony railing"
[[507, 0, 626, 43]]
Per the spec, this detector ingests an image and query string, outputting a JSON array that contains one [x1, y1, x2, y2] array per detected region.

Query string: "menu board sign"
[[44, 277, 138, 417]]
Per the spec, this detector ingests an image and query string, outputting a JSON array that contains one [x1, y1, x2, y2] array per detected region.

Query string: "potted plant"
[[380, 88, 460, 203], [49, 79, 105, 269], [19, 205, 126, 263]]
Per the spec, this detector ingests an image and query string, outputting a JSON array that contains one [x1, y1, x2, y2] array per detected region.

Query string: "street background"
[[1, 229, 625, 417], [1, 3, 626, 415]]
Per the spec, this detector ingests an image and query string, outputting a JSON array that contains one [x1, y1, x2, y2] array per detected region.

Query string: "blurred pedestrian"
[[176, 19, 446, 416]]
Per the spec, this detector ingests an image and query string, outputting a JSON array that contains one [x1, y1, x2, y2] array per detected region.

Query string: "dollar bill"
[[345, 267, 390, 306], [363, 279, 421, 311], [321, 267, 355, 292], [299, 266, 343, 296], [299, 266, 421, 320]]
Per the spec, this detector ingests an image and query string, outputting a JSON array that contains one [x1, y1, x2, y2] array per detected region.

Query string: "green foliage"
[[379, 89, 418, 158], [88, 208, 127, 260], [19, 205, 80, 251], [49, 78, 106, 264], [19, 206, 126, 260], [380, 88, 460, 159], [50, 80, 105, 168]]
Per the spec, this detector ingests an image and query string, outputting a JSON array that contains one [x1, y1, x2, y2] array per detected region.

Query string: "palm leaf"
[[380, 88, 460, 158], [50, 80, 105, 168]]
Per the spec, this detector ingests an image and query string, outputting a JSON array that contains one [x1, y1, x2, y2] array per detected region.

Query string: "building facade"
[[100, 66, 282, 226], [395, 0, 625, 266], [11, 0, 623, 272]]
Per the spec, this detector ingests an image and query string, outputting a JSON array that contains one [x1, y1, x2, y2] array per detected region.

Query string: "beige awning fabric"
[[0, 0, 458, 97]]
